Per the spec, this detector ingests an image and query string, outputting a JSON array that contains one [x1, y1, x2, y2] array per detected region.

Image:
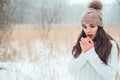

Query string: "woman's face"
[[82, 24, 98, 40]]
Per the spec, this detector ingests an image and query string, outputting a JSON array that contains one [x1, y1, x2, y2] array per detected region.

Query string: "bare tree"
[[0, 0, 16, 61], [35, 0, 63, 38], [0, 0, 12, 45]]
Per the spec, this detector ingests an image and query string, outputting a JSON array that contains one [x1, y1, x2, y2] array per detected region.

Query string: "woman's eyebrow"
[[89, 24, 94, 26], [82, 24, 85, 26]]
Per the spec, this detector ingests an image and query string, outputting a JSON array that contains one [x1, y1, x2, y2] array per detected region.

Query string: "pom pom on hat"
[[88, 0, 103, 10]]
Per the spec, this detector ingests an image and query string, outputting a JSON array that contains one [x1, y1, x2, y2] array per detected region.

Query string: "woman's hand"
[[79, 37, 94, 53]]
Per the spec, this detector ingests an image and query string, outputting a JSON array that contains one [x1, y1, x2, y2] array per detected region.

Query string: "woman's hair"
[[72, 26, 119, 64]]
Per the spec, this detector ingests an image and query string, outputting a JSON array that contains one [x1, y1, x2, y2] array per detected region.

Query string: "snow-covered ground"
[[0, 39, 120, 80], [0, 40, 75, 80]]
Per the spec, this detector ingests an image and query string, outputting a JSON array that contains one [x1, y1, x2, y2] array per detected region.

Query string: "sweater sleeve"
[[68, 53, 87, 73], [82, 40, 119, 80]]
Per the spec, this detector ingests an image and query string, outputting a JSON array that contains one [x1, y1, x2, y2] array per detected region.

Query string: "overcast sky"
[[65, 0, 116, 6]]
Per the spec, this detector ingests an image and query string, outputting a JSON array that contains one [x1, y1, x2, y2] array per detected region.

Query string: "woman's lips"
[[87, 34, 93, 38]]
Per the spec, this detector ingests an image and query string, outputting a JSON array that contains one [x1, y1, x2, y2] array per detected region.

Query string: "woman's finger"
[[79, 41, 83, 47], [80, 41, 87, 51], [89, 39, 94, 45], [81, 37, 88, 45], [82, 37, 91, 46]]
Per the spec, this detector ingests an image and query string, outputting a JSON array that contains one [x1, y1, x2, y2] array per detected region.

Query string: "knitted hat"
[[81, 0, 103, 27]]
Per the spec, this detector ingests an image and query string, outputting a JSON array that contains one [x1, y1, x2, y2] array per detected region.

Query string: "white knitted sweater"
[[68, 40, 120, 80]]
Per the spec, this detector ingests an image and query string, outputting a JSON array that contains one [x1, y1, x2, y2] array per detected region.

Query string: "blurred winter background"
[[0, 0, 120, 80]]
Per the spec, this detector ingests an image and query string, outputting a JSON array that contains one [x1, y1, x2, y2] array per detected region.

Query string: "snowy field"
[[0, 26, 120, 80], [0, 40, 75, 80], [1, 40, 120, 80]]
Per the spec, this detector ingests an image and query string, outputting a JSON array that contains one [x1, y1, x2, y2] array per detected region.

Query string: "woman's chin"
[[88, 36, 93, 39]]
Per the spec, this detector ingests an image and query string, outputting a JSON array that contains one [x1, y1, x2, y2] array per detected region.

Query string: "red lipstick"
[[87, 34, 93, 38]]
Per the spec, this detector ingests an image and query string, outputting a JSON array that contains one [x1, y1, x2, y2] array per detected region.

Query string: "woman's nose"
[[86, 28, 91, 33]]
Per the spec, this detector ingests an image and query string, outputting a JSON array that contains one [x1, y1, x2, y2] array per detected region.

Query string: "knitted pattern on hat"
[[81, 0, 103, 27]]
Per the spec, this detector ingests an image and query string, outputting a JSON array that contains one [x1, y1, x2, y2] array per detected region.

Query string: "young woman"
[[68, 1, 120, 80]]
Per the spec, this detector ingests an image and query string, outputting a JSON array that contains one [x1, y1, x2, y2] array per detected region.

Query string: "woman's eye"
[[90, 26, 95, 28], [82, 26, 87, 28]]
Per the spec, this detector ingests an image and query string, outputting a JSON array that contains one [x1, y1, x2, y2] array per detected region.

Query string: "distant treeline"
[[1, 0, 120, 24]]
